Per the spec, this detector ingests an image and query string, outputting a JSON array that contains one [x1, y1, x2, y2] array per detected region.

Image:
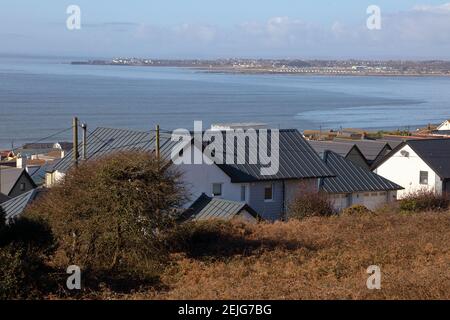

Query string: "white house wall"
[[374, 145, 440, 198], [437, 120, 450, 131]]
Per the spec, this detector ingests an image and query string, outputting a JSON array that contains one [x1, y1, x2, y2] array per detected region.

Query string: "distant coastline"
[[71, 58, 450, 77]]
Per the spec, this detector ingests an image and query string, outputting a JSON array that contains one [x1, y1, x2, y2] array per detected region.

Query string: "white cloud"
[[412, 2, 450, 13], [6, 3, 450, 58]]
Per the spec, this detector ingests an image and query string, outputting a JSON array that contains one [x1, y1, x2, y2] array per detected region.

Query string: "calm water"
[[1, 55, 449, 149]]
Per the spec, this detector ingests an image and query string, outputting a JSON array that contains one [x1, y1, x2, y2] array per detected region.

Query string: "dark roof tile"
[[320, 151, 403, 194]]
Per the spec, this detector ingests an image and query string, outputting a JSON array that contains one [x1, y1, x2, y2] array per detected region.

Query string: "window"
[[420, 171, 428, 185], [264, 184, 274, 201], [241, 185, 247, 201], [212, 183, 222, 197], [20, 183, 26, 191]]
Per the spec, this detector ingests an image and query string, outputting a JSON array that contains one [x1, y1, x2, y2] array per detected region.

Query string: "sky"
[[1, 1, 450, 59]]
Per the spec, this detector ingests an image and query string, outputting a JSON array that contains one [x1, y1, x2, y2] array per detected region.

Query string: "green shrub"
[[399, 190, 449, 212], [288, 191, 336, 220], [26, 151, 187, 285], [0, 208, 54, 299], [0, 246, 25, 299], [341, 204, 374, 215]]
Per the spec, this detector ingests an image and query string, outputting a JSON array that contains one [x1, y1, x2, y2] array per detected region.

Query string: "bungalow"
[[174, 128, 335, 221], [320, 151, 402, 211], [0, 166, 37, 198], [47, 127, 335, 221], [373, 139, 450, 198], [308, 140, 369, 170]]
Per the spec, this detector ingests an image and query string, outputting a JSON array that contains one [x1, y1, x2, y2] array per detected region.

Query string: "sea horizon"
[[1, 55, 449, 149]]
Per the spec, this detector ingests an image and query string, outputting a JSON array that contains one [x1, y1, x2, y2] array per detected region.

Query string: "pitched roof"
[[0, 188, 44, 222], [28, 165, 50, 186], [334, 139, 391, 162], [50, 127, 175, 173], [22, 142, 54, 150], [396, 139, 450, 179], [0, 166, 36, 196], [308, 140, 362, 157], [216, 129, 334, 182], [184, 193, 260, 221], [0, 192, 10, 204], [320, 151, 403, 194], [51, 127, 334, 182]]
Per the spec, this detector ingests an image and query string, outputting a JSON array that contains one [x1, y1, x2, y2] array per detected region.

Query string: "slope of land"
[[99, 211, 450, 300]]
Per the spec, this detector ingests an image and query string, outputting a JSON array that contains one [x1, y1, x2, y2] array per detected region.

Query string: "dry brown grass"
[[120, 211, 450, 300]]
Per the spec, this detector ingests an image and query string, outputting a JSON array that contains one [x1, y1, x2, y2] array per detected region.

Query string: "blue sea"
[[0, 55, 449, 149]]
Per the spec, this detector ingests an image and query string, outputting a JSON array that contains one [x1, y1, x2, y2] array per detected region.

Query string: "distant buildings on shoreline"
[[71, 58, 450, 76]]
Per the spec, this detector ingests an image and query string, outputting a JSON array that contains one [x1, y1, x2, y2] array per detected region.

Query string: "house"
[[308, 140, 369, 170], [26, 164, 51, 186], [53, 141, 73, 152], [0, 188, 44, 223], [175, 129, 335, 221], [46, 127, 173, 186], [15, 141, 72, 160], [183, 193, 260, 223], [48, 127, 334, 221], [0, 166, 37, 198], [0, 150, 14, 161], [436, 120, 450, 131], [373, 139, 450, 198], [320, 151, 402, 211]]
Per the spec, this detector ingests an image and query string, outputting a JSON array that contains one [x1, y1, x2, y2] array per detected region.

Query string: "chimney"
[[17, 156, 27, 169]]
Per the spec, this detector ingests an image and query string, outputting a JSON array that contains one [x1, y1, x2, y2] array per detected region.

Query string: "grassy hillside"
[[101, 211, 450, 300]]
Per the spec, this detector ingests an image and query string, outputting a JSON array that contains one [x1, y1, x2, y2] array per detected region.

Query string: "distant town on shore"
[[71, 58, 450, 76]]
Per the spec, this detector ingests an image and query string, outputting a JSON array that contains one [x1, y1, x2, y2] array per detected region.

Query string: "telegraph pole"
[[73, 117, 79, 167], [156, 124, 160, 160], [81, 123, 87, 160]]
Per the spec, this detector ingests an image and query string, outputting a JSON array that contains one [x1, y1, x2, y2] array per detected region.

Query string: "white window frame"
[[419, 171, 429, 185]]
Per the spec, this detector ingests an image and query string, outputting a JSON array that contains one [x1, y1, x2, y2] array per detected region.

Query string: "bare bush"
[[399, 189, 449, 212], [288, 189, 336, 220]]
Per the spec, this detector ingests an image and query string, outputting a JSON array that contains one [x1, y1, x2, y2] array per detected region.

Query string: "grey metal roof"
[[185, 193, 259, 221], [308, 140, 360, 157], [334, 139, 391, 162], [0, 192, 10, 204], [0, 166, 35, 196], [377, 139, 404, 149], [51, 127, 333, 183], [28, 165, 49, 186], [51, 127, 175, 173], [320, 151, 403, 194], [404, 139, 450, 179], [217, 129, 335, 182], [0, 188, 44, 222]]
